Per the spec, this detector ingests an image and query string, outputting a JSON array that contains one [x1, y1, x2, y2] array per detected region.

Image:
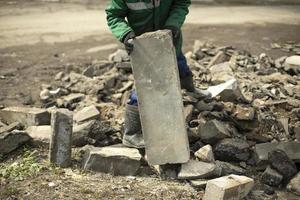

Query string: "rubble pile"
[[1, 40, 300, 198]]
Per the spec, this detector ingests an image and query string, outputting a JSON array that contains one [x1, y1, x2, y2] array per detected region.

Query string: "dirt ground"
[[1, 1, 300, 199]]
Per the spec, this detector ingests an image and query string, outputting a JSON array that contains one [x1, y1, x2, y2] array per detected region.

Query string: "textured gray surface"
[[131, 30, 189, 165]]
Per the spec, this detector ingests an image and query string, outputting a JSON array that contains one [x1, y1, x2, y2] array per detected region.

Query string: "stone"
[[261, 166, 283, 187], [0, 130, 31, 155], [0, 122, 22, 134], [215, 161, 246, 176], [177, 160, 216, 180], [190, 179, 208, 189], [287, 172, 300, 196], [195, 144, 215, 162], [283, 55, 300, 75], [0, 107, 50, 127], [214, 138, 250, 162], [254, 142, 278, 165], [203, 175, 254, 200], [208, 51, 230, 68], [63, 93, 85, 104], [74, 105, 100, 123], [40, 89, 51, 101], [49, 109, 73, 168], [199, 120, 231, 144], [82, 146, 141, 176], [184, 105, 194, 123], [277, 141, 300, 163], [233, 105, 255, 121], [26, 125, 51, 142], [108, 49, 129, 63], [209, 62, 234, 84], [195, 101, 214, 112], [268, 149, 297, 181], [130, 30, 189, 165]]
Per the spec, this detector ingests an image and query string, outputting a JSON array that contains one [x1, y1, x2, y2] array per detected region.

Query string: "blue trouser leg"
[[128, 52, 192, 106]]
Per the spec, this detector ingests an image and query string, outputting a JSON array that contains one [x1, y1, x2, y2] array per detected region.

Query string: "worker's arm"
[[164, 0, 191, 29], [105, 0, 134, 42]]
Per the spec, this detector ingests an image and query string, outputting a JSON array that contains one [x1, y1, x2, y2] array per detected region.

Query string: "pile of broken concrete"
[[1, 40, 300, 199]]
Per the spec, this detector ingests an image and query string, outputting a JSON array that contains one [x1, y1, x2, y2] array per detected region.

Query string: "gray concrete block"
[[74, 105, 100, 123], [0, 107, 50, 127], [26, 125, 51, 143], [130, 30, 189, 165], [0, 130, 31, 155], [49, 109, 73, 167]]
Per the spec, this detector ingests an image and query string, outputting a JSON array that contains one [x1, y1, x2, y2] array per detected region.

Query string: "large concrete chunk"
[[178, 160, 216, 180], [82, 146, 142, 176], [130, 30, 189, 165], [26, 125, 51, 142], [203, 175, 254, 200], [0, 107, 50, 127], [49, 109, 73, 168], [0, 130, 31, 155], [74, 105, 100, 123]]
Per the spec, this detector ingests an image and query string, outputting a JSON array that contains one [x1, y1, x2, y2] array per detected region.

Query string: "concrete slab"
[[131, 30, 189, 165]]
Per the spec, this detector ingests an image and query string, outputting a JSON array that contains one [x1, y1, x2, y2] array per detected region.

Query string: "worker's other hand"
[[164, 25, 181, 45], [123, 31, 136, 55]]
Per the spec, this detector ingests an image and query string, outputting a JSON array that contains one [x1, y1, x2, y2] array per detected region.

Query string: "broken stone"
[[261, 166, 283, 187], [0, 130, 31, 155], [26, 125, 51, 142], [0, 107, 50, 127], [108, 49, 129, 63], [194, 144, 215, 163], [49, 109, 73, 168], [283, 55, 300, 75], [190, 179, 208, 189], [40, 89, 51, 101], [184, 105, 194, 123], [130, 30, 189, 165], [268, 149, 297, 181], [82, 145, 141, 176], [208, 51, 230, 68], [199, 120, 231, 144], [254, 142, 278, 165], [177, 160, 216, 180], [215, 161, 246, 176], [195, 101, 214, 112], [63, 93, 85, 105], [287, 172, 300, 196], [209, 62, 234, 84], [0, 122, 22, 134], [233, 105, 255, 121], [74, 105, 100, 123], [214, 138, 250, 162], [203, 174, 254, 200]]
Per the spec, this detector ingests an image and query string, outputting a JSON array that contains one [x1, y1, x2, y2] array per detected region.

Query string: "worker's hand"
[[164, 25, 181, 45], [122, 31, 136, 55]]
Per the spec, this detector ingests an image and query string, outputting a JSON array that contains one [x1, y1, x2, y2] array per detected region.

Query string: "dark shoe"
[[123, 104, 145, 148], [180, 74, 212, 98]]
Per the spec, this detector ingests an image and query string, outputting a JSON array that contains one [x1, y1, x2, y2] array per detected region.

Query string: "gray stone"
[[108, 49, 129, 63], [49, 109, 73, 168], [74, 105, 100, 123], [283, 55, 300, 75], [190, 179, 208, 189], [268, 149, 297, 181], [287, 172, 300, 196], [208, 51, 230, 68], [82, 146, 141, 176], [214, 138, 250, 162], [130, 30, 189, 165], [0, 107, 50, 126], [261, 166, 283, 187], [254, 142, 278, 165], [184, 105, 194, 123], [72, 121, 95, 147], [215, 161, 246, 176], [195, 144, 215, 162], [26, 125, 51, 142], [203, 175, 254, 200], [195, 101, 214, 112], [0, 122, 22, 134], [63, 93, 85, 104], [233, 105, 255, 121], [199, 120, 231, 144], [209, 62, 234, 84], [0, 130, 31, 154], [178, 160, 216, 180]]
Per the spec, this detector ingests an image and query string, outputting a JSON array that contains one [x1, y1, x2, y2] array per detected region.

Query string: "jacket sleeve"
[[164, 0, 191, 29], [105, 0, 133, 42]]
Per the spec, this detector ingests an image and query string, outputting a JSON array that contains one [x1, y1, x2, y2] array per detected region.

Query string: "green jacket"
[[105, 0, 191, 55]]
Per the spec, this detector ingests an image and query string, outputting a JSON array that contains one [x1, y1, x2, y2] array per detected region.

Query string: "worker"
[[106, 0, 210, 148]]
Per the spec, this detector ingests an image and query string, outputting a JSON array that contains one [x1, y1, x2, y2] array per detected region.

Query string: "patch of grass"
[[0, 149, 43, 181], [0, 186, 20, 198]]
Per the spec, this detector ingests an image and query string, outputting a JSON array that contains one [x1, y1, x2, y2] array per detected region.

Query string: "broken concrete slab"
[[49, 109, 73, 168], [287, 172, 300, 196], [130, 30, 189, 165], [0, 107, 50, 127], [82, 145, 142, 176], [199, 119, 231, 144], [26, 125, 51, 142], [177, 160, 216, 180], [190, 179, 208, 189], [74, 105, 100, 123], [215, 161, 246, 176], [203, 175, 254, 200], [268, 149, 297, 181], [195, 144, 215, 163], [214, 138, 250, 162], [261, 166, 283, 187], [0, 122, 22, 134], [254, 142, 278, 165], [0, 130, 31, 155]]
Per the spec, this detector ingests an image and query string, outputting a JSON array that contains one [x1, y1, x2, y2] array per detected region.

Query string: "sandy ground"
[[0, 1, 300, 199]]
